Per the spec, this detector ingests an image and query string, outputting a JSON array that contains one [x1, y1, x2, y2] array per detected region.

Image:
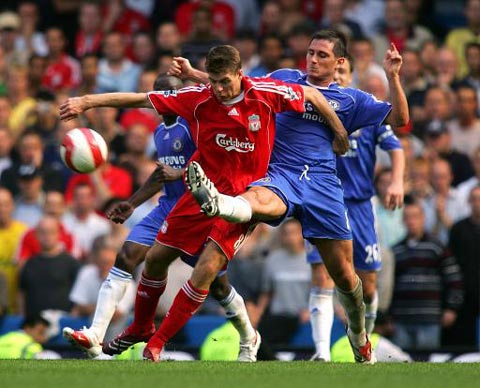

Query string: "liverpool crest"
[[248, 114, 261, 131]]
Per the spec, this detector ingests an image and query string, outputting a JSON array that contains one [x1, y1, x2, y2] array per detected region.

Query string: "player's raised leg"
[[210, 274, 261, 362], [102, 242, 179, 355], [186, 161, 286, 222], [63, 241, 147, 357]]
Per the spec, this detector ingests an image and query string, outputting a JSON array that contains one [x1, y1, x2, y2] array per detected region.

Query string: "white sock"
[[335, 276, 366, 345], [219, 286, 256, 343], [218, 195, 252, 223], [89, 266, 132, 342], [309, 287, 334, 361], [365, 291, 378, 336]]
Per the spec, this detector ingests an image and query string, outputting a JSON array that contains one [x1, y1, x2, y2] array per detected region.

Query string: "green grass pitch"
[[1, 360, 479, 388]]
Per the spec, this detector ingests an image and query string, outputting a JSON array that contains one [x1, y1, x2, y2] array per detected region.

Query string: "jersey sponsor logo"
[[173, 138, 183, 152], [248, 114, 261, 131], [215, 134, 255, 153], [158, 155, 186, 166], [303, 102, 327, 123]]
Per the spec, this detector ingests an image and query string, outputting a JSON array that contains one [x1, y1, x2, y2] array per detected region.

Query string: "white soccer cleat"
[[346, 327, 376, 365], [309, 352, 330, 362], [238, 330, 261, 362], [63, 327, 102, 358], [185, 161, 220, 217]]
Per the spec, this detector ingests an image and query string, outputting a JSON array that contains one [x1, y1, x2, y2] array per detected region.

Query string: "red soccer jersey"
[[41, 54, 81, 92], [147, 76, 305, 196]]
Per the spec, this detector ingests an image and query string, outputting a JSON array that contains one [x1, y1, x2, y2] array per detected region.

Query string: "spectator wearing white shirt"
[[63, 183, 111, 259], [457, 146, 480, 216]]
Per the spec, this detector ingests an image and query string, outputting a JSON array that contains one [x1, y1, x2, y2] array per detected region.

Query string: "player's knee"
[[114, 246, 141, 274], [209, 280, 231, 301]]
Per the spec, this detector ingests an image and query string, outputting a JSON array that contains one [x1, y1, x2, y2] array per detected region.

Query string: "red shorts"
[[156, 192, 255, 260]]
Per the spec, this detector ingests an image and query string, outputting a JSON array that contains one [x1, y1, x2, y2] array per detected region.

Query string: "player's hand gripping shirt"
[[267, 69, 392, 173], [148, 76, 305, 195]]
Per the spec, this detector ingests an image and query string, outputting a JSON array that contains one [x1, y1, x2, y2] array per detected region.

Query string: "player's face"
[[306, 39, 343, 85], [333, 60, 352, 87], [208, 69, 243, 102]]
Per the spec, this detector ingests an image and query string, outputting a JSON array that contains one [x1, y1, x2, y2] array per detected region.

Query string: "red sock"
[[130, 273, 167, 333], [148, 280, 208, 347]]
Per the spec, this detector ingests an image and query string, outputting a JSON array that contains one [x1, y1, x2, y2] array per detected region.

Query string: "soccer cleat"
[[142, 344, 162, 362], [346, 327, 376, 365], [102, 325, 156, 356], [238, 330, 261, 362], [63, 327, 102, 358], [185, 161, 220, 217], [309, 352, 329, 362]]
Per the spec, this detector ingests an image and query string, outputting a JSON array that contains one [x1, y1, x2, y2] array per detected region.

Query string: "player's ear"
[[337, 57, 345, 66], [238, 69, 244, 78]]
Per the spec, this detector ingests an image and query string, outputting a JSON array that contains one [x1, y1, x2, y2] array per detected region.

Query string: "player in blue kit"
[[305, 55, 404, 361], [171, 30, 408, 363], [63, 75, 260, 361]]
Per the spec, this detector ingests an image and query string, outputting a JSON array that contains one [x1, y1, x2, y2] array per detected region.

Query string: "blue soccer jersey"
[[267, 69, 392, 172], [338, 124, 402, 200]]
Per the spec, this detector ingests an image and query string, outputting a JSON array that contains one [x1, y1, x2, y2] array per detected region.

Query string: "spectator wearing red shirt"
[[175, 0, 236, 41], [17, 191, 80, 264], [75, 2, 103, 58], [41, 27, 81, 93]]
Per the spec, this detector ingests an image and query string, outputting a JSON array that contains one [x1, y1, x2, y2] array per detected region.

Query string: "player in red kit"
[[59, 45, 348, 361]]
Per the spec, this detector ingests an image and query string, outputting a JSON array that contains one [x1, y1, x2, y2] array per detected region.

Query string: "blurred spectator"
[[0, 97, 11, 129], [223, 0, 259, 32], [0, 315, 50, 359], [18, 216, 80, 316], [416, 85, 453, 137], [419, 39, 438, 83], [350, 37, 388, 90], [446, 0, 480, 77], [27, 54, 47, 97], [181, 5, 225, 67], [63, 183, 111, 258], [132, 31, 155, 67], [14, 1, 47, 58], [155, 22, 182, 56], [0, 127, 14, 177], [118, 70, 159, 134], [13, 165, 45, 228], [0, 11, 28, 67], [103, 0, 151, 39], [408, 157, 433, 201], [254, 219, 310, 360], [0, 272, 6, 318], [17, 190, 79, 264], [364, 72, 389, 102], [125, 0, 155, 18], [390, 200, 463, 350], [156, 51, 175, 75], [422, 158, 468, 245], [443, 185, 480, 350], [372, 168, 406, 249], [175, 0, 235, 41], [372, 0, 433, 65], [76, 54, 99, 96], [448, 85, 480, 158], [0, 46, 6, 95], [277, 0, 312, 37], [232, 30, 259, 75], [423, 120, 475, 187], [320, 0, 364, 40], [457, 146, 480, 215], [75, 1, 103, 58], [435, 46, 460, 88], [259, 1, 283, 37], [0, 188, 27, 312], [344, 0, 385, 38], [118, 123, 150, 180], [286, 24, 313, 72], [6, 65, 37, 137], [96, 31, 141, 93], [457, 42, 480, 111], [41, 27, 81, 94], [69, 237, 135, 341], [248, 34, 284, 77]]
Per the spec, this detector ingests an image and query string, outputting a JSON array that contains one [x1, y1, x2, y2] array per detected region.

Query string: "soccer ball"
[[60, 128, 108, 173]]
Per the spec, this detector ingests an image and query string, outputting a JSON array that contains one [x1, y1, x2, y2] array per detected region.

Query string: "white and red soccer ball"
[[60, 128, 108, 173]]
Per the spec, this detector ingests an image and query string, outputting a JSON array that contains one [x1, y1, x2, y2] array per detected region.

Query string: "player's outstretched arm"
[[384, 43, 409, 127], [384, 148, 405, 210], [301, 85, 349, 155], [168, 57, 209, 84], [59, 93, 151, 121]]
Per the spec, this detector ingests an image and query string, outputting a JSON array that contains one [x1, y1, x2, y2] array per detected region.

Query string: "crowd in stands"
[[0, 0, 479, 357]]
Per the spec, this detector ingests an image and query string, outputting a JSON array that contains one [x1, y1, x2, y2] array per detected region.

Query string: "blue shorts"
[[306, 198, 381, 271], [249, 163, 352, 240], [125, 202, 225, 275]]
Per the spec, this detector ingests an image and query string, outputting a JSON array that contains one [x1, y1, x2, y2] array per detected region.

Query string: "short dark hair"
[[22, 315, 49, 329], [310, 30, 347, 58], [205, 45, 242, 74], [344, 53, 355, 73], [153, 74, 183, 91]]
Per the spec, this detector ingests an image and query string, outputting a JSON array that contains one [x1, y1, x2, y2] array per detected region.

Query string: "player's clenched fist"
[[167, 57, 194, 80], [106, 201, 134, 224]]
